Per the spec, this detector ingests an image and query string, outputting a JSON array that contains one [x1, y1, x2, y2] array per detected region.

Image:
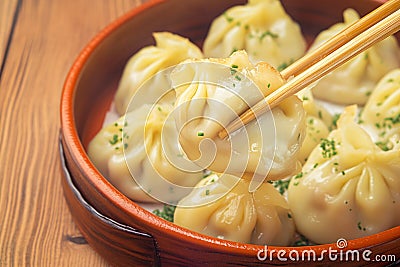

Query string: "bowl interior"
[[75, 0, 391, 148], [64, 0, 399, 254]]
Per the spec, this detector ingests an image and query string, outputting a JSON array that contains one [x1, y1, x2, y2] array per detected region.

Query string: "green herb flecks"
[[109, 121, 129, 150], [318, 110, 323, 119], [375, 141, 391, 151], [357, 107, 364, 124], [277, 62, 289, 72], [333, 162, 339, 172], [357, 221, 366, 231], [223, 12, 234, 23], [230, 64, 238, 75], [373, 113, 400, 139], [292, 172, 303, 186], [109, 134, 119, 145], [153, 205, 176, 222], [331, 113, 341, 129], [230, 64, 242, 82], [202, 170, 212, 179], [277, 59, 294, 72], [260, 30, 279, 41], [384, 113, 400, 125], [320, 138, 338, 159], [293, 234, 313, 246], [230, 48, 238, 56], [272, 179, 291, 195]]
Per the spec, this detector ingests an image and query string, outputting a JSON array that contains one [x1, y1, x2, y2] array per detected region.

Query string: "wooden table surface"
[[0, 1, 145, 265]]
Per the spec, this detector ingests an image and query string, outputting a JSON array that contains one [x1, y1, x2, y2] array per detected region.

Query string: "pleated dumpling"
[[87, 103, 204, 204], [174, 173, 296, 246], [287, 105, 400, 244], [296, 89, 333, 163], [171, 51, 306, 183], [297, 116, 330, 164], [298, 88, 333, 128], [114, 32, 203, 115], [309, 9, 400, 105], [360, 69, 400, 150], [203, 0, 306, 69]]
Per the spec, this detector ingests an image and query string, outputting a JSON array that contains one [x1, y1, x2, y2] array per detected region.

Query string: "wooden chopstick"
[[219, 2, 400, 139], [281, 0, 400, 80]]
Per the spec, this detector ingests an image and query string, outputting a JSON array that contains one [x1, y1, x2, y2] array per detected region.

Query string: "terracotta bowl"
[[60, 0, 400, 266]]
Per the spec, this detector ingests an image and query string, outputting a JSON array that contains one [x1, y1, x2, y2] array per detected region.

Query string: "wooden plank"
[[0, 0, 18, 70], [0, 0, 141, 266]]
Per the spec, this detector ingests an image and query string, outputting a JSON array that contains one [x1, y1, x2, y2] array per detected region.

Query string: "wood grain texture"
[[0, 0, 142, 266], [0, 0, 18, 70]]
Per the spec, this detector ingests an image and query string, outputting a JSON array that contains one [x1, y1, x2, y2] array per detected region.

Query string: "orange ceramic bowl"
[[60, 0, 400, 266]]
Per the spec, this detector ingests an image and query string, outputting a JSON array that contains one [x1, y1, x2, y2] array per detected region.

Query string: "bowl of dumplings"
[[60, 0, 400, 266]]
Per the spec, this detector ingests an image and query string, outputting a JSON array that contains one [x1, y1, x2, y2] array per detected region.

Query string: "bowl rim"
[[60, 0, 400, 258]]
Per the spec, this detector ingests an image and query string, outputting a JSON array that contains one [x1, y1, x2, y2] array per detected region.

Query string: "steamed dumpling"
[[288, 105, 400, 244], [203, 0, 306, 69], [174, 173, 296, 246], [297, 88, 333, 128], [87, 103, 204, 203], [309, 9, 400, 105], [114, 32, 203, 115], [360, 69, 400, 150], [296, 89, 333, 163], [171, 51, 306, 182], [297, 115, 330, 164]]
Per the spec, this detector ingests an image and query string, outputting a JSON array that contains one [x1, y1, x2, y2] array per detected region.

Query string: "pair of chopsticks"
[[219, 0, 400, 139]]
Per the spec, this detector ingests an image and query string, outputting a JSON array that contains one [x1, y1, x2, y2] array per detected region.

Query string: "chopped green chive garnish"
[[109, 134, 119, 145], [357, 221, 366, 231], [153, 205, 176, 222], [260, 30, 279, 40], [320, 138, 337, 158], [223, 12, 234, 23], [272, 179, 290, 195]]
